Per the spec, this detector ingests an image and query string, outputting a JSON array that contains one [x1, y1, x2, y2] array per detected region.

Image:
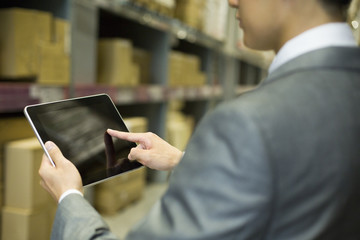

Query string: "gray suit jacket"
[[51, 47, 360, 240]]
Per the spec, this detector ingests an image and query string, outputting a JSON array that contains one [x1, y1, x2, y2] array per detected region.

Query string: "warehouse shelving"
[[0, 0, 69, 18], [0, 0, 269, 183], [0, 83, 38, 113], [71, 0, 220, 142], [0, 0, 267, 115], [0, 0, 268, 150], [0, 0, 266, 183], [0, 82, 222, 109], [93, 0, 224, 49]]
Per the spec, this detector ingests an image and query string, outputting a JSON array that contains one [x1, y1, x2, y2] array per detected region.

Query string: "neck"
[[274, 0, 345, 53]]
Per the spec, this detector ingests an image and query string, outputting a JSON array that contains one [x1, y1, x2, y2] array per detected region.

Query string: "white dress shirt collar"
[[268, 23, 357, 74]]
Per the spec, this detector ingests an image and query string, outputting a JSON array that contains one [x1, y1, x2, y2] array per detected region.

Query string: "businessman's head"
[[228, 0, 352, 52]]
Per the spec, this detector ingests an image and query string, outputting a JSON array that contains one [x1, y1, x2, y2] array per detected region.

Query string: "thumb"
[[45, 141, 66, 166]]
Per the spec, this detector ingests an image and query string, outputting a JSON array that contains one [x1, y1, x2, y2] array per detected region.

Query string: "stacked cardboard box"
[[175, 0, 206, 29], [0, 117, 35, 208], [123, 117, 148, 134], [37, 42, 70, 85], [0, 8, 52, 78], [132, 48, 151, 85], [202, 0, 228, 41], [2, 138, 56, 240], [94, 117, 148, 215], [168, 51, 183, 86], [97, 38, 140, 87], [154, 0, 176, 17], [53, 18, 70, 54], [166, 101, 194, 151], [131, 0, 176, 17], [37, 18, 70, 85], [94, 167, 146, 215], [131, 0, 151, 9], [168, 51, 206, 87], [0, 8, 70, 85]]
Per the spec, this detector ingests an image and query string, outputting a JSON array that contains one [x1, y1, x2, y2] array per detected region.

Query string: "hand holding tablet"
[[39, 141, 83, 202], [24, 94, 142, 186]]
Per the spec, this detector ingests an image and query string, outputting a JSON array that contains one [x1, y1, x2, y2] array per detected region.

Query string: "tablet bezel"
[[24, 93, 143, 187]]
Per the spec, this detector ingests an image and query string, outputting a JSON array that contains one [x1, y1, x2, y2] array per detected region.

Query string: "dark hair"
[[319, 0, 352, 6], [318, 0, 352, 19]]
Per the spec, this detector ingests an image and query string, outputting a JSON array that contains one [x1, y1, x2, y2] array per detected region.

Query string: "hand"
[[39, 141, 83, 202], [107, 129, 183, 171]]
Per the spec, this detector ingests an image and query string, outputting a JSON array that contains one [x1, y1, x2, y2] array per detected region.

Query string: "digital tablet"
[[24, 94, 142, 186]]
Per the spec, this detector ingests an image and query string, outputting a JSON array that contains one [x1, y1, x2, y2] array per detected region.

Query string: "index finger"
[[107, 129, 146, 143]]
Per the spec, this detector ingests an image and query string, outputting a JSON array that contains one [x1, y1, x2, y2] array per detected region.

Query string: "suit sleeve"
[[51, 193, 119, 240], [126, 105, 274, 239]]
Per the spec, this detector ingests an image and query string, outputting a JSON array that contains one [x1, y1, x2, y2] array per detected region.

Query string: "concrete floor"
[[102, 183, 168, 239]]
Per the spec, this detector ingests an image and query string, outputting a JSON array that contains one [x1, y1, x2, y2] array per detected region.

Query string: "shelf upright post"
[[145, 30, 171, 183], [140, 28, 171, 139], [70, 0, 99, 202], [220, 7, 240, 101], [220, 55, 239, 101], [203, 48, 216, 111], [189, 48, 213, 122], [70, 0, 99, 95]]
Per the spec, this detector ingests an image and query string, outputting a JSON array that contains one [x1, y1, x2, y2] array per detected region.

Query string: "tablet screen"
[[24, 94, 142, 186]]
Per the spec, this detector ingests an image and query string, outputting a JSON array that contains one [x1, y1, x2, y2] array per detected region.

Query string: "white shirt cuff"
[[58, 189, 83, 204]]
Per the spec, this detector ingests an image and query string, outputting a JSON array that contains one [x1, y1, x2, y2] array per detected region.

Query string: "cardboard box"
[[195, 72, 206, 86], [129, 64, 140, 86], [2, 205, 55, 240], [182, 54, 202, 86], [4, 138, 53, 209], [155, 0, 176, 16], [132, 48, 151, 84], [0, 183, 3, 209], [132, 0, 148, 7], [175, 0, 205, 29], [202, 0, 228, 40], [167, 120, 193, 150], [0, 117, 34, 146], [166, 108, 194, 151], [95, 167, 146, 190], [123, 117, 148, 133], [186, 55, 201, 73], [168, 51, 184, 86], [0, 8, 52, 78], [94, 177, 145, 215], [168, 51, 205, 86], [0, 117, 35, 182], [146, 1, 158, 12], [53, 18, 70, 54], [37, 42, 70, 85], [97, 38, 139, 86]]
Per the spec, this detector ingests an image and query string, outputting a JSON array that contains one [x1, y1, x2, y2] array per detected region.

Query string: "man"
[[39, 0, 360, 239]]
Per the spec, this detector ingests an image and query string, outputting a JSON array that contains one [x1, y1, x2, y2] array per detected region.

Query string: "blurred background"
[[0, 0, 359, 239]]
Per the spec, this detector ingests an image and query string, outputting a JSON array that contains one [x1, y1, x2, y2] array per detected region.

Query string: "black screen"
[[25, 94, 142, 186]]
